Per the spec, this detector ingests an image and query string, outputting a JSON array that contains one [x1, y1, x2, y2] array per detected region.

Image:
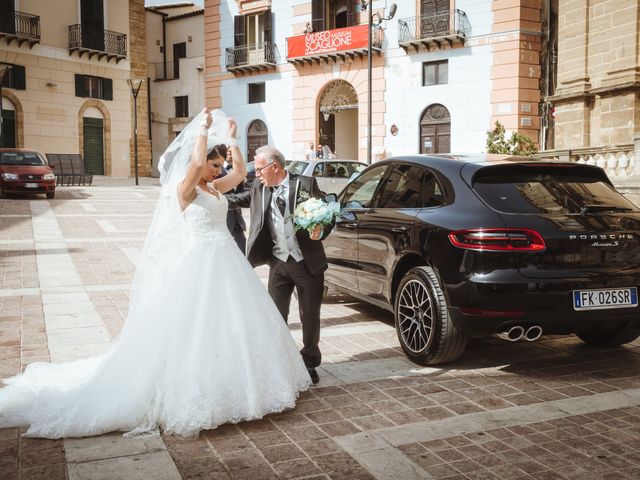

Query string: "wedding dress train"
[[0, 187, 311, 438]]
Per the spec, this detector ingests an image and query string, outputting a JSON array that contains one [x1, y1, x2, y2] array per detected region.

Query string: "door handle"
[[343, 223, 358, 229], [392, 226, 408, 233]]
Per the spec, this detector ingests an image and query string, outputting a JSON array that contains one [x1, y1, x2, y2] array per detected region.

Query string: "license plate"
[[573, 287, 638, 311], [25, 183, 38, 188]]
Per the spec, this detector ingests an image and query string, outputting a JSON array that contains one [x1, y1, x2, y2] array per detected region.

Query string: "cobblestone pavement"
[[1, 178, 639, 480]]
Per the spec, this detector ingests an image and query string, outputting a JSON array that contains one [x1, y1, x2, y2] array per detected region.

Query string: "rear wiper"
[[580, 205, 635, 214]]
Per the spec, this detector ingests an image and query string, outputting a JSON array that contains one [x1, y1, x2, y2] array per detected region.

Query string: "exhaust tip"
[[525, 325, 543, 342], [495, 326, 526, 342]]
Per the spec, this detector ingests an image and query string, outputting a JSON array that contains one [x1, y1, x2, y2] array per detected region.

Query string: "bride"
[[0, 109, 311, 438]]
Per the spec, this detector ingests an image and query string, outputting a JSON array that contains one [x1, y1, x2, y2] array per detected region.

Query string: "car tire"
[[394, 266, 468, 365], [577, 325, 640, 347], [46, 192, 55, 199]]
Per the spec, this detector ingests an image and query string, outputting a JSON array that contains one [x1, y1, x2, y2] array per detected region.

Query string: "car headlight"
[[1, 173, 18, 180], [44, 173, 56, 180]]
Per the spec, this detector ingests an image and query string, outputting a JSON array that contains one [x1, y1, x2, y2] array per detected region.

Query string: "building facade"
[[0, 0, 150, 177], [204, 0, 545, 163], [146, 2, 205, 175], [545, 0, 640, 187]]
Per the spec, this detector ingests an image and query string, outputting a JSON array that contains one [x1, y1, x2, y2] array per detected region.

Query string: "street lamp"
[[360, 1, 396, 164], [127, 78, 144, 186], [0, 65, 11, 148]]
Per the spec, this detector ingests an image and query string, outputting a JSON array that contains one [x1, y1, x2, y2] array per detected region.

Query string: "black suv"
[[323, 155, 640, 365]]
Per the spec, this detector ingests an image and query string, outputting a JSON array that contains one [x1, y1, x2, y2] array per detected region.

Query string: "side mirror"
[[324, 193, 338, 203]]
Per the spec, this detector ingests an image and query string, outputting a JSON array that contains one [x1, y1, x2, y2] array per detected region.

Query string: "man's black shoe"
[[307, 367, 319, 385]]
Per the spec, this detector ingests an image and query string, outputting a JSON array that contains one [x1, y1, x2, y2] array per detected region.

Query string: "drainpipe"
[[541, 0, 551, 151], [162, 13, 168, 79]]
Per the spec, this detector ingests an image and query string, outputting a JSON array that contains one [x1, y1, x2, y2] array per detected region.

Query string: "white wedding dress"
[[0, 186, 311, 438]]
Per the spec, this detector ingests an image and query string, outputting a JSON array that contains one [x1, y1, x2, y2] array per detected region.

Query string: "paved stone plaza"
[[1, 179, 640, 480]]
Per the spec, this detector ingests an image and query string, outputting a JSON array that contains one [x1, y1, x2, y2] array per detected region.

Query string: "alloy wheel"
[[397, 279, 433, 354]]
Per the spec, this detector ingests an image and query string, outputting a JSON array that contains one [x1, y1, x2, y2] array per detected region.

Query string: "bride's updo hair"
[[207, 144, 227, 161]]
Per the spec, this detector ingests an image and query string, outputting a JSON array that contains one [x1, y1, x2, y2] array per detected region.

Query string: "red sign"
[[287, 24, 369, 59]]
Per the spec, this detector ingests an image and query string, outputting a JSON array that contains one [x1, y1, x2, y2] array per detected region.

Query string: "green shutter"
[[102, 78, 112, 100], [75, 74, 86, 97], [83, 117, 104, 175], [12, 65, 25, 90]]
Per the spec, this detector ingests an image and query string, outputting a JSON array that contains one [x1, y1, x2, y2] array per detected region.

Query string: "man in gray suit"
[[227, 145, 332, 384]]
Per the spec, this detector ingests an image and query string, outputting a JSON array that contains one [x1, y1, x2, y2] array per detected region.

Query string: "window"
[[287, 161, 308, 175], [311, 0, 356, 32], [377, 165, 444, 209], [174, 96, 189, 118], [234, 11, 273, 47], [0, 63, 26, 90], [422, 60, 448, 86], [248, 83, 265, 103], [341, 165, 387, 209], [74, 74, 113, 100]]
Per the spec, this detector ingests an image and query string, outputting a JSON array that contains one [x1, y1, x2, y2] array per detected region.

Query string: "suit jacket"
[[226, 174, 332, 275], [219, 166, 246, 233]]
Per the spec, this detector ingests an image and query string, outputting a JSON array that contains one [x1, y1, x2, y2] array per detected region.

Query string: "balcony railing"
[[0, 11, 40, 48], [68, 24, 127, 63], [226, 42, 279, 74], [398, 9, 469, 50], [287, 24, 383, 66]]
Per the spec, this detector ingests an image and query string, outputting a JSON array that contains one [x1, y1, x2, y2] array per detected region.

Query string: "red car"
[[0, 148, 56, 199]]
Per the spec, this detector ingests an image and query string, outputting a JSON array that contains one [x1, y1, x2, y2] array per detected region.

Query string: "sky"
[[145, 0, 204, 6]]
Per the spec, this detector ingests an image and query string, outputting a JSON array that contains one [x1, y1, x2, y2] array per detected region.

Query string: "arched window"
[[247, 119, 268, 162], [419, 104, 450, 154]]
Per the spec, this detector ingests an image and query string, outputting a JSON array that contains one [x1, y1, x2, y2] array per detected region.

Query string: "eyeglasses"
[[255, 161, 275, 175]]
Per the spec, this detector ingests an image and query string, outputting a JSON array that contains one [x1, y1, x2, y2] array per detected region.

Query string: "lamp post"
[[127, 78, 144, 186], [360, 1, 396, 165], [0, 65, 11, 148]]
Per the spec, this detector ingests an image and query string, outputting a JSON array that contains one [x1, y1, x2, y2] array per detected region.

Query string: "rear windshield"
[[472, 165, 639, 214], [287, 161, 308, 175], [0, 152, 46, 166]]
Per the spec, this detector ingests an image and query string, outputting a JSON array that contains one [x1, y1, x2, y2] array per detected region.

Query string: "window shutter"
[[422, 0, 450, 15], [12, 65, 25, 90], [346, 0, 356, 27], [234, 15, 245, 47], [102, 78, 113, 100], [264, 11, 273, 43], [75, 74, 86, 97], [311, 0, 325, 32]]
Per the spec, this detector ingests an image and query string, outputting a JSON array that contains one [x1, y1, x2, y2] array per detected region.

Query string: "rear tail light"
[[448, 229, 545, 252]]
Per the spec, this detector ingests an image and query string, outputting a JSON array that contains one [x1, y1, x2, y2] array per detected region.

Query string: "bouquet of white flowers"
[[292, 197, 340, 234]]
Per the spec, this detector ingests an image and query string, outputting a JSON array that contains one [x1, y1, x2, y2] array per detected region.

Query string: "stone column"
[[128, 0, 152, 177]]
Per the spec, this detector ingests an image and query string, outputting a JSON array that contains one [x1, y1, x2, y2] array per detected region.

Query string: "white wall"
[[383, 0, 493, 157], [217, 0, 302, 159]]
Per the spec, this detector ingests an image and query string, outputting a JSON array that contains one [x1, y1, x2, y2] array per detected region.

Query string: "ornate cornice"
[[236, 0, 271, 15]]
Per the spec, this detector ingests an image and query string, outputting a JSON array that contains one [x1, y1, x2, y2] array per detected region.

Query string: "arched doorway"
[[420, 104, 450, 154], [83, 107, 105, 175], [319, 79, 358, 159], [247, 119, 268, 162], [1, 96, 16, 148]]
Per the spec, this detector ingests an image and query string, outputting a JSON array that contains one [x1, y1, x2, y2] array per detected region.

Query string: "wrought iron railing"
[[68, 24, 127, 58], [226, 42, 279, 69], [0, 10, 40, 41], [398, 9, 469, 44]]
